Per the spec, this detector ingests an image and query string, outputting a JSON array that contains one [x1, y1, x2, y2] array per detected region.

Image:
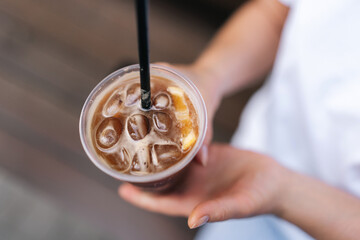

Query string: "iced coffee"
[[91, 77, 198, 175], [80, 64, 206, 190]]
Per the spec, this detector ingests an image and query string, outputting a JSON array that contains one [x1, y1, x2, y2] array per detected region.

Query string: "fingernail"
[[200, 146, 208, 167], [190, 215, 209, 229]]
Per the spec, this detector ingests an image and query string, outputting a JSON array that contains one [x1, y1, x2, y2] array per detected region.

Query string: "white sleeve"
[[337, 121, 360, 197], [325, 81, 360, 197], [278, 0, 295, 6]]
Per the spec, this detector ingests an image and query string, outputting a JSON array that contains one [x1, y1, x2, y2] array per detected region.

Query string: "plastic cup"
[[79, 64, 207, 191]]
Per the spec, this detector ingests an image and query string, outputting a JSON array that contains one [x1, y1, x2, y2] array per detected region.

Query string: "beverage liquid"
[[91, 76, 199, 176]]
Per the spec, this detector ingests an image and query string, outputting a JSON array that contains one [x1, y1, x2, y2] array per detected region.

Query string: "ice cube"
[[103, 91, 123, 117], [125, 83, 141, 106], [131, 154, 141, 172], [96, 118, 122, 149], [154, 93, 170, 109], [154, 144, 181, 168], [104, 148, 131, 172], [127, 114, 150, 140], [153, 112, 172, 132], [130, 148, 151, 174]]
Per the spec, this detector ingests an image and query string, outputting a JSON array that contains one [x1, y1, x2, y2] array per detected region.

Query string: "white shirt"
[[231, 0, 360, 238]]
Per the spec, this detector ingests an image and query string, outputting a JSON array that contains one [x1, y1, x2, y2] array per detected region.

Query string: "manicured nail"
[[190, 215, 209, 229], [200, 146, 208, 167]]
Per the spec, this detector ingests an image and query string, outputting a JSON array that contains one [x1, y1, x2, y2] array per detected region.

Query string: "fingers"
[[194, 122, 213, 166], [188, 196, 240, 229], [194, 145, 209, 166], [118, 184, 191, 216]]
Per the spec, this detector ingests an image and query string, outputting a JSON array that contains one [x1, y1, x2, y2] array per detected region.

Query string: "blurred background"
[[0, 0, 256, 239]]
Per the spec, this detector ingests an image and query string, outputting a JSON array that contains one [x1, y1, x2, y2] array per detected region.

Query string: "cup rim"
[[79, 64, 207, 183]]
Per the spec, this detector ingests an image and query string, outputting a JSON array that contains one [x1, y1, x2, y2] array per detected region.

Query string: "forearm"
[[277, 170, 360, 240], [194, 0, 288, 97]]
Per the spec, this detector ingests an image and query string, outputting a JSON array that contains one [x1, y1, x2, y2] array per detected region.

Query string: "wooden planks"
[[0, 0, 215, 239], [0, 130, 194, 240], [0, 0, 212, 69], [0, 169, 116, 240], [0, 0, 251, 238]]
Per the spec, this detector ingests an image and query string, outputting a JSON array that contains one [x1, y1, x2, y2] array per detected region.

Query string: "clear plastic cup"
[[79, 64, 207, 191]]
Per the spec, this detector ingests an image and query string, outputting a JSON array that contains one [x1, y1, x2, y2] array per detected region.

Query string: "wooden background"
[[0, 0, 253, 239]]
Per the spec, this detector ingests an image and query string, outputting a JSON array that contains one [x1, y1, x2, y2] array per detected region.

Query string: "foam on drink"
[[91, 76, 199, 176]]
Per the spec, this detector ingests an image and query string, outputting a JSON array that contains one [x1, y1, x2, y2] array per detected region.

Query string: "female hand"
[[119, 144, 289, 229]]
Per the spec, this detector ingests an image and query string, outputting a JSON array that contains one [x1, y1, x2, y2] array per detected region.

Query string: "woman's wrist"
[[270, 165, 360, 239], [188, 62, 223, 118], [270, 165, 297, 217]]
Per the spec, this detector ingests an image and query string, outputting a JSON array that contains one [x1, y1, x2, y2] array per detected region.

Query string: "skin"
[[119, 0, 360, 239]]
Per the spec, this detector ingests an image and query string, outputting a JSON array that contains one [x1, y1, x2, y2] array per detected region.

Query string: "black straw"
[[136, 0, 151, 110]]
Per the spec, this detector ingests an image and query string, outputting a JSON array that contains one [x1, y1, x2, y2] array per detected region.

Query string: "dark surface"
[[0, 0, 254, 239]]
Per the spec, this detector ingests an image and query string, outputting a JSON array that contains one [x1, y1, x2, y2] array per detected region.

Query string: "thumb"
[[187, 196, 240, 229]]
